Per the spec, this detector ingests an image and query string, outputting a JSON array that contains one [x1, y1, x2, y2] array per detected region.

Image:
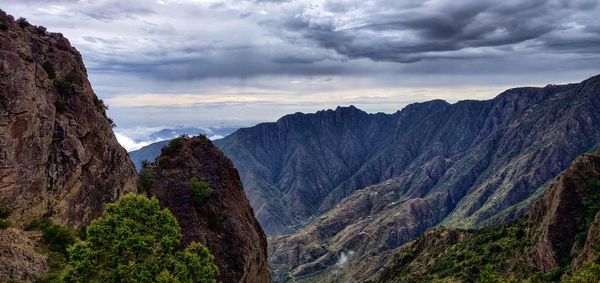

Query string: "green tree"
[[568, 261, 600, 283], [62, 193, 218, 282]]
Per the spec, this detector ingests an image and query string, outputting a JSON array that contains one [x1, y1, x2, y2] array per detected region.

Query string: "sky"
[[3, 0, 600, 135]]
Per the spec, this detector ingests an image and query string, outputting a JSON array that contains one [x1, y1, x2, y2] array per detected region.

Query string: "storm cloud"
[[2, 0, 600, 129]]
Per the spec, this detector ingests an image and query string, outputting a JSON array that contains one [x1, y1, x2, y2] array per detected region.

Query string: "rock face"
[[0, 228, 48, 282], [139, 136, 270, 283], [0, 11, 136, 281], [0, 11, 137, 228], [373, 146, 600, 282], [262, 76, 600, 281]]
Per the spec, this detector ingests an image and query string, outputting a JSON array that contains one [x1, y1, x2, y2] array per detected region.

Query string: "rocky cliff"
[[0, 11, 137, 281], [0, 10, 136, 228], [373, 146, 600, 282], [265, 76, 600, 281], [139, 136, 270, 283]]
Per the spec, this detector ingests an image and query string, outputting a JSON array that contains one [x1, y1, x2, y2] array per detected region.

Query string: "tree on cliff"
[[61, 194, 218, 282]]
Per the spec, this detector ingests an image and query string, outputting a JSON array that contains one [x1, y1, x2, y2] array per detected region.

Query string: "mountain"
[[373, 146, 600, 282], [128, 127, 238, 171], [138, 136, 270, 283], [215, 77, 600, 237], [0, 11, 136, 280]]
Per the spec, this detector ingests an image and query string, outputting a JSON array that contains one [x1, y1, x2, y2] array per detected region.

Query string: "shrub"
[[54, 70, 82, 97], [62, 194, 218, 282], [157, 156, 171, 167], [140, 160, 151, 169], [0, 219, 10, 229], [42, 61, 56, 79], [568, 260, 600, 283], [25, 217, 53, 231], [17, 17, 30, 28], [136, 170, 154, 193], [55, 100, 66, 114], [0, 201, 10, 219], [190, 177, 213, 210], [42, 224, 76, 255], [0, 20, 8, 31], [162, 136, 186, 155], [93, 95, 108, 111]]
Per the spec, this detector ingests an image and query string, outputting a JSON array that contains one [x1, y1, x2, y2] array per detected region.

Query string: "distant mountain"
[[216, 77, 600, 237], [142, 126, 238, 142], [128, 127, 238, 170]]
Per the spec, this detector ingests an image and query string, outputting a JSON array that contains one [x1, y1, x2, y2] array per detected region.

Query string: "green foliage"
[[190, 177, 213, 210], [137, 169, 155, 193], [26, 217, 75, 255], [43, 224, 76, 255], [0, 219, 10, 229], [477, 264, 501, 283], [93, 95, 108, 111], [141, 160, 151, 169], [55, 100, 66, 114], [0, 20, 8, 31], [0, 201, 10, 219], [62, 194, 218, 282], [567, 261, 600, 283], [54, 70, 82, 97], [0, 202, 11, 229], [158, 156, 171, 167], [582, 178, 600, 226], [17, 17, 30, 28], [162, 136, 186, 155], [42, 61, 56, 79]]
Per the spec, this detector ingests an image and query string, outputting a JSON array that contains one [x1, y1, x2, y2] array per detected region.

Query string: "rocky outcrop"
[[266, 76, 600, 281], [371, 147, 600, 282], [0, 228, 48, 282], [0, 11, 136, 281], [139, 136, 270, 283], [528, 147, 600, 272], [0, 11, 137, 228]]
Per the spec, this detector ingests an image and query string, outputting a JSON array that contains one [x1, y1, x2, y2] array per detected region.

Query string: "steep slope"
[[129, 139, 170, 170], [216, 79, 600, 236], [138, 136, 270, 283], [0, 11, 136, 281], [128, 126, 239, 171], [373, 146, 600, 282], [266, 76, 600, 281]]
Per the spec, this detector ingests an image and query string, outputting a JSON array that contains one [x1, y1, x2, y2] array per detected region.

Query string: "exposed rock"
[[0, 10, 137, 228], [0, 228, 48, 282], [0, 10, 136, 282], [265, 76, 600, 281], [371, 146, 600, 282], [140, 136, 270, 283]]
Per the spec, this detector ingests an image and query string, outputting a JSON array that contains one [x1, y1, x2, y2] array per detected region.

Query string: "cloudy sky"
[[4, 0, 600, 132]]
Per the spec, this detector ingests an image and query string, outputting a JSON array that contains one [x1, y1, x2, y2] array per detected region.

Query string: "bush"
[[42, 224, 75, 255], [54, 70, 82, 97], [17, 17, 30, 28], [55, 100, 66, 114], [0, 20, 8, 31], [136, 170, 154, 193], [25, 217, 53, 231], [0, 201, 10, 219], [157, 156, 171, 167], [93, 95, 108, 112], [0, 219, 10, 229], [42, 61, 56, 79], [62, 194, 218, 282], [190, 177, 213, 210], [568, 261, 600, 283]]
